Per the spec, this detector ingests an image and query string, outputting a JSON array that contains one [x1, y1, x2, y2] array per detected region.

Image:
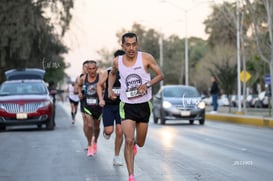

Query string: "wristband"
[[145, 82, 151, 88]]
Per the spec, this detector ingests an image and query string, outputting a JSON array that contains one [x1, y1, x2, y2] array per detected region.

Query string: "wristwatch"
[[145, 82, 151, 88]]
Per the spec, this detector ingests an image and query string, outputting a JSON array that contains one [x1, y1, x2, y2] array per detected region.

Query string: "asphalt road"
[[0, 101, 273, 181]]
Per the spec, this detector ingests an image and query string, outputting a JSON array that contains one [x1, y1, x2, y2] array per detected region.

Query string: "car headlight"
[[163, 101, 172, 109], [198, 101, 206, 109], [38, 100, 51, 108]]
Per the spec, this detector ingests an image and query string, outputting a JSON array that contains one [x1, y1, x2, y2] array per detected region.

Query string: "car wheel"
[[189, 120, 194, 124], [199, 119, 205, 125], [0, 124, 6, 131], [46, 118, 55, 130]]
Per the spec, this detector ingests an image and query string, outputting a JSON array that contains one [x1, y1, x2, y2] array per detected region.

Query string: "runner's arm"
[[97, 70, 108, 107], [145, 53, 164, 87], [108, 59, 118, 100]]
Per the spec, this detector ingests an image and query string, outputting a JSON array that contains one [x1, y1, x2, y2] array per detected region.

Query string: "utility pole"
[[236, 0, 242, 113], [185, 10, 189, 86], [159, 35, 164, 87]]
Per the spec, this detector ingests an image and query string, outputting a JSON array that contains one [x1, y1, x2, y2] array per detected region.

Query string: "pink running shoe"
[[133, 144, 137, 156], [87, 146, 93, 157], [128, 175, 136, 181], [92, 136, 97, 155], [93, 143, 97, 155]]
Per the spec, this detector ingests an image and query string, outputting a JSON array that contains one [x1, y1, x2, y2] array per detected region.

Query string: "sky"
[[63, 0, 219, 77]]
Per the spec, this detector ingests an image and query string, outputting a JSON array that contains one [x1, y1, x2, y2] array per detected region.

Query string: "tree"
[[163, 35, 184, 85], [197, 44, 237, 99], [102, 22, 208, 92], [245, 0, 273, 115], [204, 2, 237, 47], [0, 0, 74, 83], [187, 37, 209, 87], [242, 0, 269, 92], [203, 0, 271, 113]]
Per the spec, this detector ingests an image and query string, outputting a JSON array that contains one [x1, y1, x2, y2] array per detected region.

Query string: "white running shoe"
[[113, 156, 123, 166], [103, 131, 111, 140]]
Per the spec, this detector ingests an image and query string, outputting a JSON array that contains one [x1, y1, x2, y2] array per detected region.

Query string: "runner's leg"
[[122, 119, 136, 176], [93, 119, 101, 143], [85, 113, 93, 146], [115, 124, 123, 156], [135, 122, 148, 147]]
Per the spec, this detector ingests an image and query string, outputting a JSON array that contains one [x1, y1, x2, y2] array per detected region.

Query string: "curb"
[[206, 113, 273, 128]]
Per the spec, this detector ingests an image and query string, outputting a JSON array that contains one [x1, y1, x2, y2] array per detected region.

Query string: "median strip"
[[206, 113, 273, 128]]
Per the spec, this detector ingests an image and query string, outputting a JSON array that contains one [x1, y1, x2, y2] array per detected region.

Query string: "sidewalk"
[[206, 106, 273, 128]]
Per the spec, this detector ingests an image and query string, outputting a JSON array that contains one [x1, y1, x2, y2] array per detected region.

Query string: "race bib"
[[86, 98, 97, 105], [126, 87, 145, 99], [112, 87, 120, 96]]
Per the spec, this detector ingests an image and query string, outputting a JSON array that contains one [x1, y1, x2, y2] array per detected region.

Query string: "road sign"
[[265, 74, 271, 84], [240, 70, 251, 82]]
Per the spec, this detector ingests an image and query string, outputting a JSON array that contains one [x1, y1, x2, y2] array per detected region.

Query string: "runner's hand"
[[137, 84, 147, 95], [79, 92, 83, 100], [99, 99, 105, 107], [108, 90, 117, 100]]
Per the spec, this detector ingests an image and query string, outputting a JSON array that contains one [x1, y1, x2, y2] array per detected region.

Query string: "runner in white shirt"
[[108, 32, 164, 181], [66, 78, 80, 124]]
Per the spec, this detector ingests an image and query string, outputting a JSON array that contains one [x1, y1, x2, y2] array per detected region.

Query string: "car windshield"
[[163, 87, 199, 98], [0, 81, 47, 95]]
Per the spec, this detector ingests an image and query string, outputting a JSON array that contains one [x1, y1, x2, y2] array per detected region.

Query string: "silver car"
[[152, 85, 206, 125]]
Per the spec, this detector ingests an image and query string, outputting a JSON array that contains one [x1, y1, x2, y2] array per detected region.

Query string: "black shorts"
[[83, 104, 102, 120], [69, 98, 79, 106], [119, 101, 152, 123], [80, 99, 85, 113]]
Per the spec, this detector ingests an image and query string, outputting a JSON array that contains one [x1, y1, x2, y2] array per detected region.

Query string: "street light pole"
[[236, 0, 242, 113], [185, 10, 189, 86], [159, 34, 164, 87], [160, 0, 212, 86]]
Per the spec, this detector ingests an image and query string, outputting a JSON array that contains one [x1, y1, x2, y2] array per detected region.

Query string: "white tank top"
[[118, 51, 152, 104], [68, 84, 79, 102]]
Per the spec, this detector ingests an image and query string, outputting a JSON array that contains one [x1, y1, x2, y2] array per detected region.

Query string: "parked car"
[[246, 94, 258, 107], [252, 91, 270, 108], [231, 95, 244, 107], [218, 94, 230, 106], [152, 85, 206, 125], [0, 69, 55, 130], [202, 94, 229, 107]]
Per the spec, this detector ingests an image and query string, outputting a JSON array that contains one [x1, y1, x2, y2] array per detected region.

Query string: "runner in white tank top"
[[68, 84, 80, 102], [107, 32, 164, 181], [118, 51, 152, 104], [66, 81, 79, 124]]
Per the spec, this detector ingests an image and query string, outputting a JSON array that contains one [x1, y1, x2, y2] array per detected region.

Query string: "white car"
[[202, 94, 229, 106], [252, 91, 269, 108], [218, 94, 230, 106]]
